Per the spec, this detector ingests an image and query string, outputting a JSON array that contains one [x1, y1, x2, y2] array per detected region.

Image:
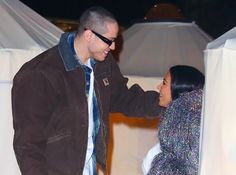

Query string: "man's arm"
[[12, 71, 56, 175], [109, 56, 161, 118]]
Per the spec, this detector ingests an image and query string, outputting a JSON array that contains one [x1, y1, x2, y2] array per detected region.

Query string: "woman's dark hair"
[[169, 65, 205, 100]]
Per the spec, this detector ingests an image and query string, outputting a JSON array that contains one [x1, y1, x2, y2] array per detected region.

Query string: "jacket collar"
[[58, 32, 79, 72]]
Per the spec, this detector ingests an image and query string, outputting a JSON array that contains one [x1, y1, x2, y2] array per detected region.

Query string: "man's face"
[[88, 22, 119, 62]]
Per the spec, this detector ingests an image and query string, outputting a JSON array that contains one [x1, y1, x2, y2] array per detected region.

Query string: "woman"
[[143, 65, 204, 175]]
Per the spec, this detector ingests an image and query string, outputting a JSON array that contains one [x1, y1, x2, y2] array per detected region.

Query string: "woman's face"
[[158, 71, 172, 107]]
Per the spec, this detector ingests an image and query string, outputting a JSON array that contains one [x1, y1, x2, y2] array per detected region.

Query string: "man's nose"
[[109, 42, 115, 50]]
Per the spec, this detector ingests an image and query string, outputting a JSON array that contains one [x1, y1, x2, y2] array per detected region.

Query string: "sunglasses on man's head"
[[84, 28, 115, 46]]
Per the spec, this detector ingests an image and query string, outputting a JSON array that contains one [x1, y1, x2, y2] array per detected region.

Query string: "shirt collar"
[[58, 32, 97, 72]]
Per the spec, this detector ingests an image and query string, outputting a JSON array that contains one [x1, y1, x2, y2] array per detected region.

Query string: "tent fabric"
[[0, 0, 62, 81], [207, 26, 236, 49], [0, 48, 43, 81], [118, 22, 212, 77], [0, 0, 62, 50], [0, 1, 62, 175], [199, 27, 236, 175]]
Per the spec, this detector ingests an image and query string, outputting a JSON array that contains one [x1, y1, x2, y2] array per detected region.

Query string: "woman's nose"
[[157, 83, 162, 92]]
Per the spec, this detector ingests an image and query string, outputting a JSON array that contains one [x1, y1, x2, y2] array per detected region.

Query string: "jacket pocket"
[[46, 130, 81, 175], [47, 130, 71, 144]]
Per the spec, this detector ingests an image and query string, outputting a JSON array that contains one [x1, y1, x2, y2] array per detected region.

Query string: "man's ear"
[[84, 29, 93, 41]]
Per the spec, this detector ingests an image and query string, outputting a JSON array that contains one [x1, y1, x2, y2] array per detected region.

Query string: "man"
[[12, 6, 161, 175]]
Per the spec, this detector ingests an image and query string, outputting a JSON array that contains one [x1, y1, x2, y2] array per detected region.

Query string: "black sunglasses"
[[84, 28, 115, 46]]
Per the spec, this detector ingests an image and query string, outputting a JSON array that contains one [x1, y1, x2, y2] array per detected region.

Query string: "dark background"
[[20, 0, 236, 38]]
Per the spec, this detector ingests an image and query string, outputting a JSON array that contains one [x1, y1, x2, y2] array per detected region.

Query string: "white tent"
[[110, 21, 212, 175], [199, 26, 236, 175], [119, 21, 212, 77], [0, 0, 62, 81], [0, 0, 62, 174]]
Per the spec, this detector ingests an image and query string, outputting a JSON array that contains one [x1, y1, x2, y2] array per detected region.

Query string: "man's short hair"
[[77, 6, 117, 35]]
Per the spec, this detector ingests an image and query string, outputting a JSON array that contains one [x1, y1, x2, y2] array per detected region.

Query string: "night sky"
[[20, 0, 236, 38]]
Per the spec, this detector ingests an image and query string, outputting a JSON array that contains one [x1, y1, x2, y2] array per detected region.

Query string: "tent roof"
[[207, 26, 236, 49], [118, 21, 212, 77], [0, 0, 62, 50]]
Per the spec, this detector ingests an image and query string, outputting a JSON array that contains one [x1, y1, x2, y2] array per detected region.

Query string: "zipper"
[[94, 66, 108, 173]]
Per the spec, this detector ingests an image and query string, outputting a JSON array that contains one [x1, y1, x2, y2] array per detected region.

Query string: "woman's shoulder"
[[172, 89, 203, 111], [161, 89, 203, 123]]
